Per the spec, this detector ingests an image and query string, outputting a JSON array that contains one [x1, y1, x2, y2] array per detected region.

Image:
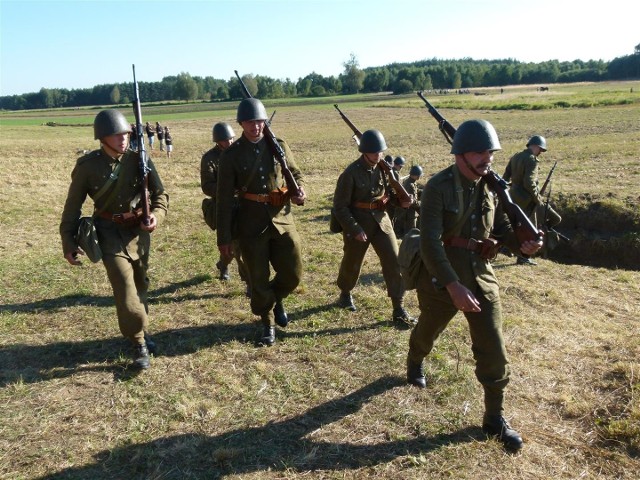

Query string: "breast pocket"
[[480, 193, 496, 235]]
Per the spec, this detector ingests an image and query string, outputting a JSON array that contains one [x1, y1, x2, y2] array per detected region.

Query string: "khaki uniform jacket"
[[420, 164, 519, 302], [333, 157, 394, 237], [200, 146, 222, 198], [503, 148, 540, 210], [216, 134, 304, 246], [59, 148, 169, 260]]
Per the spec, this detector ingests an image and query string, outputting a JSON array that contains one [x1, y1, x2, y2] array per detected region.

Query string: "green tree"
[[110, 85, 120, 104], [174, 72, 198, 101], [341, 53, 365, 94]]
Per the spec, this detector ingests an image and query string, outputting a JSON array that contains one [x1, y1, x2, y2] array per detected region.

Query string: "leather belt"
[[443, 236, 481, 252], [97, 208, 143, 225], [353, 196, 389, 210], [242, 192, 272, 204]]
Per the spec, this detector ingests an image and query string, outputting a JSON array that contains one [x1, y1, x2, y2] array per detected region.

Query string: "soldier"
[[156, 121, 164, 151], [216, 98, 306, 346], [405, 119, 542, 451], [200, 122, 250, 293], [392, 156, 406, 176], [59, 109, 169, 369], [503, 135, 562, 265], [332, 129, 416, 327], [394, 164, 423, 239], [145, 121, 155, 150]]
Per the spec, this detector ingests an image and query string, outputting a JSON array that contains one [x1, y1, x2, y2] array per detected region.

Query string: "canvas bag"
[[75, 162, 122, 263]]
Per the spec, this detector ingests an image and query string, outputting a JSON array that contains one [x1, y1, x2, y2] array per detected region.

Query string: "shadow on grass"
[[35, 375, 483, 479], [0, 291, 394, 387], [0, 274, 214, 314]]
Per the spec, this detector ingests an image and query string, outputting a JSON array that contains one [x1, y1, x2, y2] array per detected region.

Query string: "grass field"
[[1, 81, 639, 479]]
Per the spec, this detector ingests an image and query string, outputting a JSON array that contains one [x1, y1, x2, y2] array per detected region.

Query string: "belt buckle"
[[369, 201, 377, 210], [467, 238, 480, 252], [112, 213, 125, 223], [258, 193, 269, 203]]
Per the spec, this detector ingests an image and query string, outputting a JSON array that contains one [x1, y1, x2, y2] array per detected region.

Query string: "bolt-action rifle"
[[234, 70, 303, 204], [417, 91, 542, 245], [131, 64, 151, 226], [333, 104, 414, 207]]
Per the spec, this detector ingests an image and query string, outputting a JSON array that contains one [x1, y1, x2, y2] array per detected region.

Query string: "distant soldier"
[[503, 135, 562, 265], [164, 126, 173, 159], [156, 121, 164, 151], [59, 109, 169, 370], [394, 165, 423, 239], [406, 119, 542, 452], [145, 121, 156, 150], [332, 129, 416, 327], [200, 122, 250, 293]]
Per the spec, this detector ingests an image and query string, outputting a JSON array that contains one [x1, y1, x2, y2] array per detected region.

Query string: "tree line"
[[2, 50, 639, 111]]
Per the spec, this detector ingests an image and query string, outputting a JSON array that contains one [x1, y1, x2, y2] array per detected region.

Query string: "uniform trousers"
[[102, 254, 149, 346], [239, 225, 302, 326], [408, 268, 510, 416], [337, 223, 404, 299]]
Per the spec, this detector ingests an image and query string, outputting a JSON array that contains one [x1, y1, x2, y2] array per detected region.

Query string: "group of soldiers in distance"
[[60, 93, 560, 453], [128, 120, 174, 159]]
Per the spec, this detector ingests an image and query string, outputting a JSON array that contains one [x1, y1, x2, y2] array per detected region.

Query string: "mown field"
[[1, 81, 639, 479]]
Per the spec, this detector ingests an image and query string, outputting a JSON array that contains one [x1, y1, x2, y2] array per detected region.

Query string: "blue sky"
[[1, 0, 638, 96]]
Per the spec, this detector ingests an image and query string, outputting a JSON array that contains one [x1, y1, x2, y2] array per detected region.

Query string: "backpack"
[[398, 228, 422, 290]]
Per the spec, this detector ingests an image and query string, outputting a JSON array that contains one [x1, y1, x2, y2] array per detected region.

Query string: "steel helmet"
[[93, 109, 131, 140], [394, 156, 406, 166], [527, 135, 547, 151], [409, 165, 423, 177], [236, 98, 268, 122], [358, 129, 387, 153], [450, 119, 501, 154], [212, 122, 235, 142]]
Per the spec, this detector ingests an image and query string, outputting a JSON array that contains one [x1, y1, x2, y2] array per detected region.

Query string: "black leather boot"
[[258, 325, 275, 347], [216, 260, 230, 280], [144, 332, 157, 355], [406, 356, 426, 388], [133, 344, 150, 369], [273, 301, 288, 327], [338, 291, 356, 311], [392, 306, 417, 327], [482, 414, 523, 451]]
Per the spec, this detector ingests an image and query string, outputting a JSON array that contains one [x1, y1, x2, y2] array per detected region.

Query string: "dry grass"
[[1, 82, 639, 479]]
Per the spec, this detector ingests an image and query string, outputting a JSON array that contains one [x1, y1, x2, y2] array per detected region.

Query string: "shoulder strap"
[[443, 167, 481, 239], [92, 161, 123, 217]]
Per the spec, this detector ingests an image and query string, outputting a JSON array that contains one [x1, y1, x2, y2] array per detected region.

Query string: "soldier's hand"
[[354, 231, 368, 242], [65, 250, 83, 266], [140, 214, 158, 232], [446, 281, 481, 313], [291, 187, 306, 205], [520, 235, 543, 256]]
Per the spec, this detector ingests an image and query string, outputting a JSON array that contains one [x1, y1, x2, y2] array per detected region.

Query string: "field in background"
[[1, 81, 639, 479]]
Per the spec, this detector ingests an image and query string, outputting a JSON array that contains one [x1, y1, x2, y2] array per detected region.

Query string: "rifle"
[[333, 104, 414, 207], [234, 70, 303, 203], [417, 91, 542, 245], [131, 64, 151, 226], [539, 160, 557, 197]]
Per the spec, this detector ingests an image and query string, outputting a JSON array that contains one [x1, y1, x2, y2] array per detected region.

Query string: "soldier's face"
[[217, 138, 234, 150], [101, 132, 129, 156], [461, 150, 494, 177], [363, 151, 383, 167], [241, 120, 265, 142]]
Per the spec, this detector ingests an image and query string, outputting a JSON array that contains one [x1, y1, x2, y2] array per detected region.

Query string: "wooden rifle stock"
[[131, 64, 150, 226], [234, 70, 303, 204], [333, 104, 414, 206], [417, 91, 542, 244]]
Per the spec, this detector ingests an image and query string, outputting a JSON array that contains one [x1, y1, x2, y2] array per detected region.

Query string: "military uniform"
[[408, 163, 521, 416], [200, 145, 249, 284], [333, 156, 406, 302], [60, 148, 168, 347], [393, 174, 421, 239], [216, 134, 303, 326], [503, 148, 561, 228]]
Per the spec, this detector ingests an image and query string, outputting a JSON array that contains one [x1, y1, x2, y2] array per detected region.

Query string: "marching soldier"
[[406, 119, 542, 451], [59, 109, 169, 369], [394, 164, 424, 239], [200, 122, 250, 293], [332, 129, 416, 327], [216, 98, 306, 346], [503, 135, 562, 264]]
